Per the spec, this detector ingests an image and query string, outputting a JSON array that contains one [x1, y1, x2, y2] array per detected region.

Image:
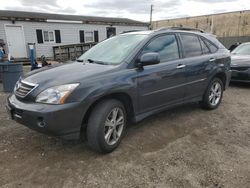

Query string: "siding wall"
[[152, 10, 250, 48], [0, 20, 147, 58]]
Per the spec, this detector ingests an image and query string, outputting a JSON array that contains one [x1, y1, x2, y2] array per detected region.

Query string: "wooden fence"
[[53, 42, 97, 62]]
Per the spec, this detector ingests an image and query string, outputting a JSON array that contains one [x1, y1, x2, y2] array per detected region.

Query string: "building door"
[[106, 27, 116, 38], [5, 25, 27, 58]]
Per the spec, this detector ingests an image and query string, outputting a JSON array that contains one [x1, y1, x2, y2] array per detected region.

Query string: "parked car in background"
[[229, 42, 241, 52], [6, 28, 231, 153], [231, 42, 250, 83]]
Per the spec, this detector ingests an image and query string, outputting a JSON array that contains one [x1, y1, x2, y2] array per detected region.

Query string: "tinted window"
[[180, 34, 202, 57], [142, 35, 179, 62], [203, 39, 218, 53], [200, 38, 210, 54]]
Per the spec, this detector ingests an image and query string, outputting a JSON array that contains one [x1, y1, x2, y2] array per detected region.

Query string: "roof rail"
[[120, 30, 142, 34], [156, 27, 205, 33]]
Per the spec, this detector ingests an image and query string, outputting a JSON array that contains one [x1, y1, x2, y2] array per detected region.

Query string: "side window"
[[180, 34, 202, 58], [199, 38, 210, 54], [203, 39, 218, 53], [142, 35, 179, 62]]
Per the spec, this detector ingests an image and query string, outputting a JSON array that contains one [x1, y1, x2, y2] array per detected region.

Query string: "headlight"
[[36, 83, 79, 104]]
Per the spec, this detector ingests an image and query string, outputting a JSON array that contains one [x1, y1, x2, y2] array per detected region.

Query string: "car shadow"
[[122, 102, 205, 153], [230, 82, 250, 89], [3, 102, 209, 159], [57, 102, 205, 157]]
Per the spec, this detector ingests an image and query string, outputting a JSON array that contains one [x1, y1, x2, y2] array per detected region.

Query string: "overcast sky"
[[2, 0, 250, 22]]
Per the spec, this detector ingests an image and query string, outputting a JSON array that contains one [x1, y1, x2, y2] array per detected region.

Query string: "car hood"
[[23, 62, 116, 87], [231, 55, 250, 67]]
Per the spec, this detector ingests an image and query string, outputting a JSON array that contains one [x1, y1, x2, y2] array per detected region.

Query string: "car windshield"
[[77, 34, 147, 65], [232, 44, 250, 55]]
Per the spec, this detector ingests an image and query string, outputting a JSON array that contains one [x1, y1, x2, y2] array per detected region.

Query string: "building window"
[[106, 27, 116, 38], [43, 31, 55, 42], [85, 31, 94, 43]]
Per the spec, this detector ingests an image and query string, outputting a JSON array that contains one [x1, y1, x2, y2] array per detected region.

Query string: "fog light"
[[37, 117, 46, 128]]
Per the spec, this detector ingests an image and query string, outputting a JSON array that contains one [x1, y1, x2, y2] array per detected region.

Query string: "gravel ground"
[[0, 82, 250, 188]]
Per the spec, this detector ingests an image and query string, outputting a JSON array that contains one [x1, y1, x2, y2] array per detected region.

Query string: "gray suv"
[[6, 28, 231, 153]]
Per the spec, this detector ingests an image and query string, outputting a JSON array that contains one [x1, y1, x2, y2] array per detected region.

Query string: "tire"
[[87, 99, 127, 153], [200, 77, 224, 110]]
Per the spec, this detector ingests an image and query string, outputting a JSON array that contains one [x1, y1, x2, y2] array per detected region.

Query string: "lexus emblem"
[[15, 82, 21, 91]]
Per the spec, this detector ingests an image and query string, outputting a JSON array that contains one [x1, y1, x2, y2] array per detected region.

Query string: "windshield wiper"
[[76, 59, 84, 62], [87, 59, 108, 65], [77, 58, 108, 65]]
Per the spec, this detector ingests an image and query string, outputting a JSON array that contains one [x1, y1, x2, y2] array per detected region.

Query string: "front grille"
[[231, 66, 250, 71], [15, 80, 38, 98]]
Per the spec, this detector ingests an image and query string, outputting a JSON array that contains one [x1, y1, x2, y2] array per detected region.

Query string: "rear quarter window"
[[202, 38, 218, 53], [199, 38, 210, 54]]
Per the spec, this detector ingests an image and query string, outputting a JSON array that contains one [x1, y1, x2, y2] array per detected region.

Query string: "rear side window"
[[199, 38, 210, 54], [180, 34, 202, 58], [142, 34, 179, 62], [203, 38, 218, 53]]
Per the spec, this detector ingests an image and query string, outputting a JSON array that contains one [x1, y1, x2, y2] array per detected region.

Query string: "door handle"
[[176, 64, 186, 69], [209, 58, 216, 62]]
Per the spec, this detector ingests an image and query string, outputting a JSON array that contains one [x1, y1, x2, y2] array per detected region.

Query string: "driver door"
[[137, 34, 187, 114]]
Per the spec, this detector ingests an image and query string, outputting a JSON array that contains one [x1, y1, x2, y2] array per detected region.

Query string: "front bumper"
[[231, 67, 250, 83], [6, 94, 86, 140]]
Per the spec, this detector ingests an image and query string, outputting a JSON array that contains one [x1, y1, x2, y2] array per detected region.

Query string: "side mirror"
[[138, 52, 160, 67]]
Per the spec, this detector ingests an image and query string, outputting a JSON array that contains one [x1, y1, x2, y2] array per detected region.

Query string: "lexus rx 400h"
[[7, 28, 231, 153]]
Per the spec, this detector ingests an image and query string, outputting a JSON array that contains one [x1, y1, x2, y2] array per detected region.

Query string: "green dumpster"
[[0, 62, 23, 92]]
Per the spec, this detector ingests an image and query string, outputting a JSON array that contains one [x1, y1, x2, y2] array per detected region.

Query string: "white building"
[[0, 10, 148, 59]]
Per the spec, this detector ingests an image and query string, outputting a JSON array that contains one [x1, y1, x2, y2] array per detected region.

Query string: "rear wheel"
[[87, 99, 127, 153], [201, 78, 224, 110]]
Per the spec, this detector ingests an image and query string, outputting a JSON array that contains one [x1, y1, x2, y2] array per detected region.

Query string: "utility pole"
[[150, 4, 153, 30]]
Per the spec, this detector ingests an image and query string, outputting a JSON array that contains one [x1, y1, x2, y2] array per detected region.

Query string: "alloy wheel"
[[104, 107, 125, 145], [209, 81, 222, 106]]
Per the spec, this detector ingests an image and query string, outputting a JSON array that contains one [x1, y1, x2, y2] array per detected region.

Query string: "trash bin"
[[0, 62, 23, 92], [0, 65, 2, 83]]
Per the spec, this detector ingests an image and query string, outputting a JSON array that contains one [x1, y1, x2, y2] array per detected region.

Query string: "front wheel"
[[87, 99, 127, 153], [201, 78, 224, 110]]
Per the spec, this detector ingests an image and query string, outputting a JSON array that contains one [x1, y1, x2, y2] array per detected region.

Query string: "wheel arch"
[[81, 92, 136, 132], [213, 71, 227, 90], [202, 71, 227, 101]]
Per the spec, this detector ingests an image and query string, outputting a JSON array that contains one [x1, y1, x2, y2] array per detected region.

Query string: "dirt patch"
[[0, 83, 250, 188]]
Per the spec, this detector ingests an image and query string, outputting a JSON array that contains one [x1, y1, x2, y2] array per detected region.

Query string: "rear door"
[[137, 34, 187, 113], [178, 33, 215, 100]]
